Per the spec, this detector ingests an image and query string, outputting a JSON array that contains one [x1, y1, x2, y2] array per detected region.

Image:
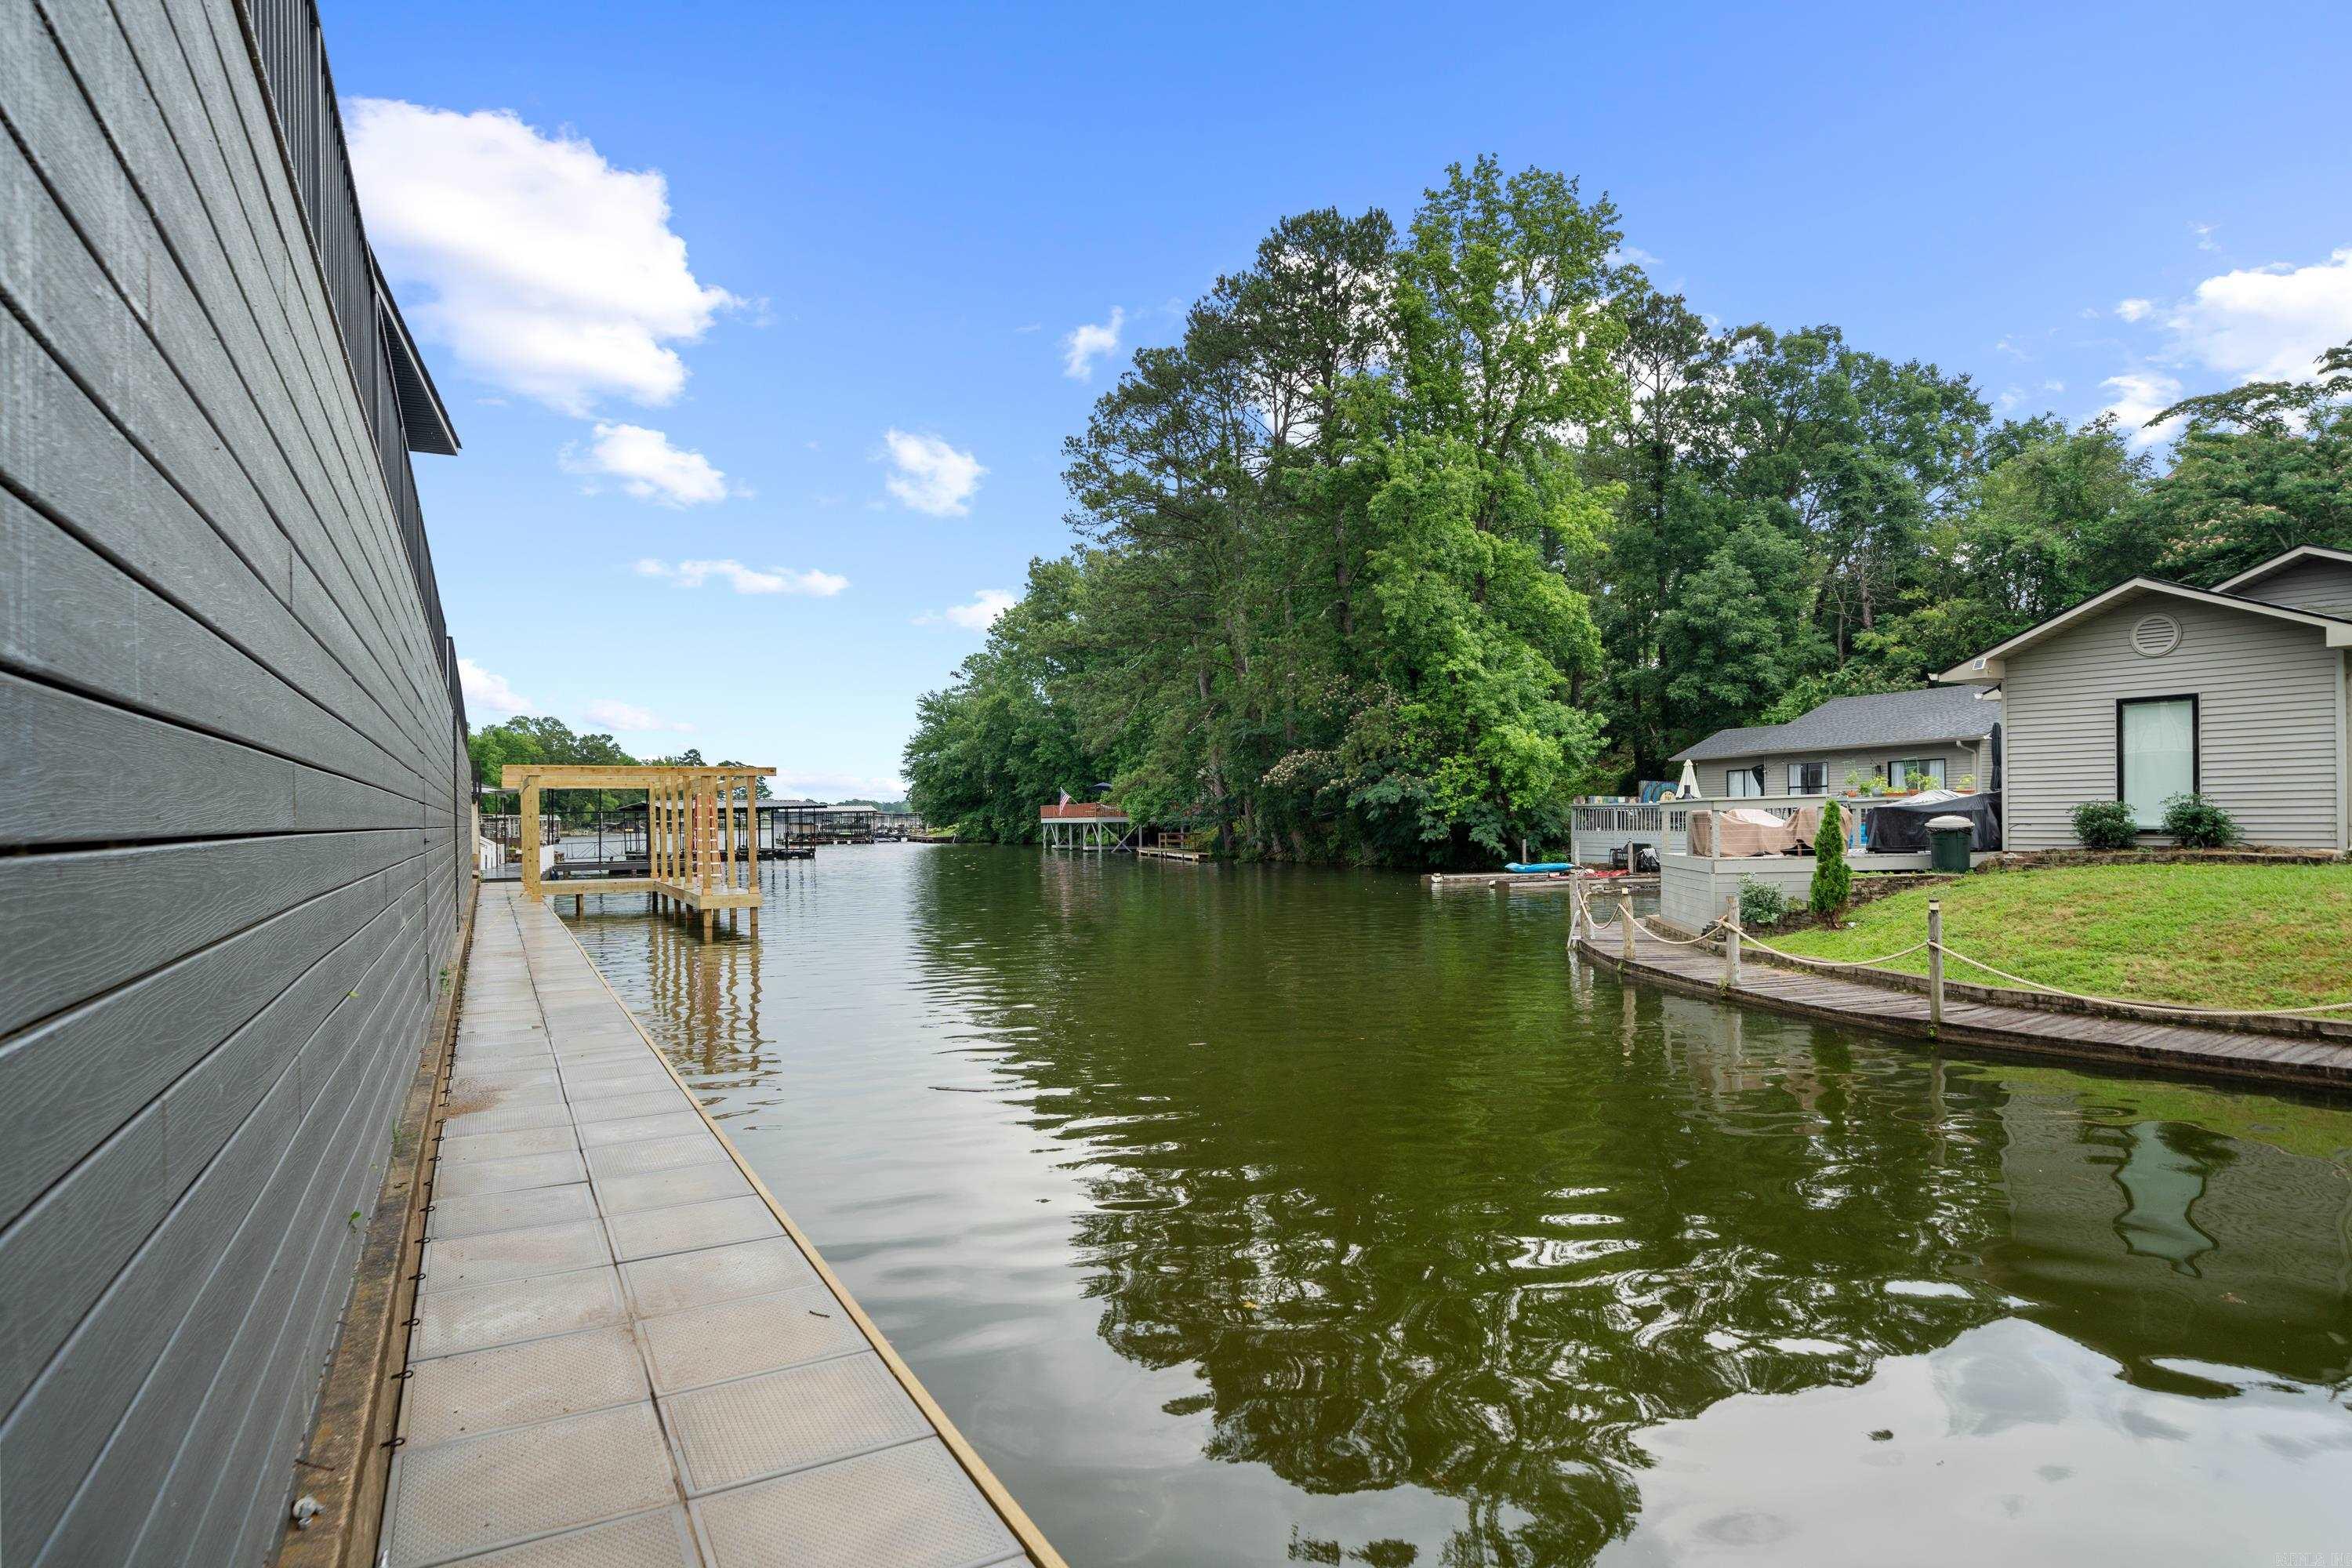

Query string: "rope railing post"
[[1722, 895, 1740, 992], [1927, 899, 1944, 1033], [1618, 887, 1636, 964]]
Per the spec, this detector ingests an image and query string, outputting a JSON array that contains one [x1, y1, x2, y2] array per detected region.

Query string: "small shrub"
[[1737, 877, 1787, 929], [1809, 799, 1851, 923], [2071, 800, 2140, 851], [2161, 793, 2240, 848], [1956, 773, 1976, 792], [1904, 768, 1935, 792]]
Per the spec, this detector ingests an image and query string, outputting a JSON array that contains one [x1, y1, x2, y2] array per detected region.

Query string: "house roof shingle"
[[1670, 685, 2002, 763]]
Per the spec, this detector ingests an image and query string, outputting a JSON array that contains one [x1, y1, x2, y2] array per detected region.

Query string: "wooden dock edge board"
[[1575, 934, 2352, 1091], [273, 876, 480, 1568], [550, 909, 1071, 1568]]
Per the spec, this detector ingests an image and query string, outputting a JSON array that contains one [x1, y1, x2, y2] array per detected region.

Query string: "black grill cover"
[[1861, 792, 2002, 852]]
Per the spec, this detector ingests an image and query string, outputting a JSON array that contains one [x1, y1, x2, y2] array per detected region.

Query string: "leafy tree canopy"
[[905, 157, 2352, 867]]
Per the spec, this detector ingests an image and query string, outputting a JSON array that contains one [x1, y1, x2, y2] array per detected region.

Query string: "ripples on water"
[[566, 844, 2352, 1566]]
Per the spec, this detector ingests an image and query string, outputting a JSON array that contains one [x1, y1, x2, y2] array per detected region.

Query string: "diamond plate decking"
[[383, 886, 1058, 1568]]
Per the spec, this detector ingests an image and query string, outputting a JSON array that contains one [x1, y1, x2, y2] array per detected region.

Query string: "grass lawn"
[[1763, 862, 2352, 1011]]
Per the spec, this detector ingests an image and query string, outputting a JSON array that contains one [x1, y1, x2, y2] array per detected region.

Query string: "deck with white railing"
[[1570, 793, 1835, 865]]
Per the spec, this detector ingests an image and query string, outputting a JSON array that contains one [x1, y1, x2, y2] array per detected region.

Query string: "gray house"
[[1669, 686, 2005, 798], [1936, 546, 2352, 851]]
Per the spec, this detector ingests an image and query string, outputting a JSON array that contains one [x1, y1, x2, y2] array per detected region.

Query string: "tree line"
[[466, 717, 770, 821], [903, 156, 2350, 866]]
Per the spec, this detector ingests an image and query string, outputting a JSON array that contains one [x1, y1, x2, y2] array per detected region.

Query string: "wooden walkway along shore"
[[383, 886, 1062, 1566], [1577, 922, 2352, 1090]]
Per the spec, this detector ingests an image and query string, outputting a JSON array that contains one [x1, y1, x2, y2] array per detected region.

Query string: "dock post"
[[1567, 883, 1581, 946], [1722, 894, 1740, 992], [1927, 899, 1944, 1033], [1618, 887, 1636, 964], [519, 775, 542, 903]]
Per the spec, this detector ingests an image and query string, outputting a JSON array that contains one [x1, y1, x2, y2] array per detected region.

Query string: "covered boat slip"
[[385, 885, 1060, 1566], [503, 765, 775, 934]]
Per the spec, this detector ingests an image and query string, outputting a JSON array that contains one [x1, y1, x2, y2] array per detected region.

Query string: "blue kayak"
[[1504, 862, 1573, 873]]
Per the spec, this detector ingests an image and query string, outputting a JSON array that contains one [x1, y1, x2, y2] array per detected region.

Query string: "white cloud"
[[915, 589, 1016, 630], [2164, 248, 2352, 385], [458, 657, 532, 716], [583, 699, 691, 733], [1061, 307, 1125, 379], [562, 423, 732, 506], [2114, 298, 2154, 322], [2100, 372, 2186, 449], [635, 558, 848, 596], [2189, 220, 2220, 252], [347, 99, 736, 415], [879, 429, 985, 516]]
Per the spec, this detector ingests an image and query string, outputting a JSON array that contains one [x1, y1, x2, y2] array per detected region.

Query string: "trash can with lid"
[[1926, 815, 1974, 873]]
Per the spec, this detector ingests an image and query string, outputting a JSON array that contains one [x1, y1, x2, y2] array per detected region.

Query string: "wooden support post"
[[1722, 894, 1740, 991], [702, 909, 713, 940], [520, 778, 542, 902], [1927, 899, 1944, 1033], [1618, 887, 1636, 964]]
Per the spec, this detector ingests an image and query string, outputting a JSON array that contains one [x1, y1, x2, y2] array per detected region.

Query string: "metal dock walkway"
[[1577, 922, 2352, 1088], [383, 886, 1061, 1567]]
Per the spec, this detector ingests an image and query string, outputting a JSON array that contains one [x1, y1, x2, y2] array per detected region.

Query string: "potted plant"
[[1955, 773, 1976, 793]]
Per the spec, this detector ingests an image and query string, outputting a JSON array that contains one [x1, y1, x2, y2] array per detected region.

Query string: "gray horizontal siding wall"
[[1694, 741, 1989, 798], [1, 0, 465, 1563], [2244, 558, 2352, 621], [2003, 596, 2347, 851]]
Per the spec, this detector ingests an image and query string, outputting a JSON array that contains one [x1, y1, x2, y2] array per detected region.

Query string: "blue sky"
[[329, 2, 2352, 799]]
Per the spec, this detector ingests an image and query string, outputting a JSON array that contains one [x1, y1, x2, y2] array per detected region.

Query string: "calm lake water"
[[565, 844, 2352, 1566]]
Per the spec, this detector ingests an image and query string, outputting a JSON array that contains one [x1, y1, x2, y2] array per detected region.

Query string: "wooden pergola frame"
[[500, 764, 779, 937]]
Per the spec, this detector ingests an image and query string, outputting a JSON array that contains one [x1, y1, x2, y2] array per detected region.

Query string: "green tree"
[[2140, 339, 2352, 583], [1809, 798, 1851, 923]]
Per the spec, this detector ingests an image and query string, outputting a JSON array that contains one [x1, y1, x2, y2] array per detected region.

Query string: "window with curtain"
[[1885, 757, 1947, 789], [1724, 766, 1766, 798], [2120, 697, 2196, 828], [1787, 761, 1827, 794]]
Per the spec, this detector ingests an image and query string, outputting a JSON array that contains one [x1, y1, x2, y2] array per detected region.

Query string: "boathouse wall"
[[0, 1, 470, 1561]]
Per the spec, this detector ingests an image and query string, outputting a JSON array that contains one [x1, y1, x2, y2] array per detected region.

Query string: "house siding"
[[0, 3, 466, 1564], [1697, 741, 1988, 799], [2002, 596, 2346, 850], [2242, 558, 2352, 621]]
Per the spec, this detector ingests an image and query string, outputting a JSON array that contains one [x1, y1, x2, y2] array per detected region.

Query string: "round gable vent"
[[2131, 612, 2182, 658]]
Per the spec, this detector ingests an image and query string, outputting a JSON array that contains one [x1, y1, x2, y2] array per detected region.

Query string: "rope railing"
[[1736, 931, 1932, 969], [1924, 944, 2352, 1018], [1570, 875, 2352, 1023]]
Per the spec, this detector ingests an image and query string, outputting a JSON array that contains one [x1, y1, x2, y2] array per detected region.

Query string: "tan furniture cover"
[[1690, 805, 1831, 858]]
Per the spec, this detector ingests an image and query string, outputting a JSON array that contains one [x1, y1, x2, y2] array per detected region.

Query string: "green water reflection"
[[569, 846, 2352, 1566]]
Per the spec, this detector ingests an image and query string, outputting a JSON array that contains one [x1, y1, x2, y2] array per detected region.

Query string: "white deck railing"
[[1571, 793, 1869, 863]]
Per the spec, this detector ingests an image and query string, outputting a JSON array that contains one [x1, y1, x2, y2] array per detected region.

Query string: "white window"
[[2120, 697, 2196, 829], [1724, 766, 1767, 798], [1886, 757, 1946, 790], [1787, 761, 1827, 795]]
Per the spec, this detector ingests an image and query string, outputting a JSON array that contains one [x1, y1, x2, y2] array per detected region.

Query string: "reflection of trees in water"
[[909, 853, 2022, 1562]]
